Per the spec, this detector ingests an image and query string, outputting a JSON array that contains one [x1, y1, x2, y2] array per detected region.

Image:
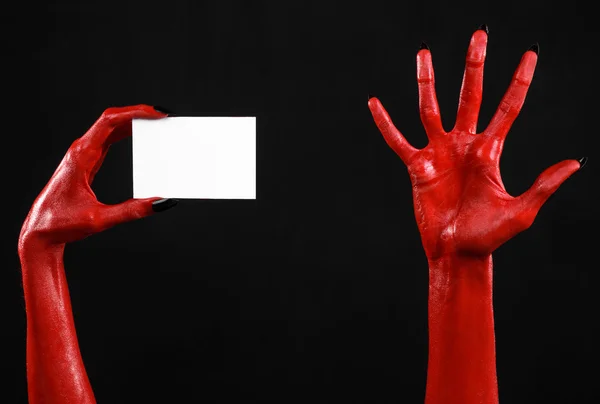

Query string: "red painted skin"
[[369, 30, 581, 403], [16, 31, 582, 404], [18, 105, 170, 404]]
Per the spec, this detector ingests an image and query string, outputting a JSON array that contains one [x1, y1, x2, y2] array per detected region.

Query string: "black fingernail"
[[152, 198, 178, 212], [368, 94, 373, 101], [153, 105, 174, 115], [528, 43, 539, 55], [477, 24, 489, 35], [578, 157, 587, 169], [419, 41, 429, 50]]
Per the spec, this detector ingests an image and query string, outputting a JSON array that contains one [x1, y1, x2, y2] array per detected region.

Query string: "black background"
[[3, 0, 597, 403]]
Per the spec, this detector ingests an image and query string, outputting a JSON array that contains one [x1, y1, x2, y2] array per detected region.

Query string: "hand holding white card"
[[132, 117, 256, 199]]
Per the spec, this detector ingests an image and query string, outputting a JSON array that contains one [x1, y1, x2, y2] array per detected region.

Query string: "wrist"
[[427, 254, 493, 292], [426, 253, 494, 334], [18, 231, 65, 276], [425, 253, 498, 404], [19, 229, 61, 255]]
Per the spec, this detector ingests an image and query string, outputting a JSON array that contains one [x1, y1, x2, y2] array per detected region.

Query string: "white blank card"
[[132, 117, 256, 199]]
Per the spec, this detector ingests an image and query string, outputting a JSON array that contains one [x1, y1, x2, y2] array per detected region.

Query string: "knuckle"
[[66, 138, 87, 160], [498, 100, 512, 114], [499, 100, 520, 118], [69, 138, 84, 152], [514, 74, 532, 86], [66, 137, 99, 167], [84, 208, 103, 232], [102, 107, 117, 117], [421, 106, 439, 121], [465, 58, 484, 67], [459, 93, 472, 106], [100, 107, 121, 126], [535, 181, 550, 195]]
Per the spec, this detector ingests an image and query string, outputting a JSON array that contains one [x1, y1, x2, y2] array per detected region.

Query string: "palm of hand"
[[370, 29, 581, 259], [409, 133, 513, 258]]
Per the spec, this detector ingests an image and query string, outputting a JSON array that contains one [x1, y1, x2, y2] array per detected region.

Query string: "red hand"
[[20, 105, 173, 245], [369, 27, 583, 404], [369, 31, 581, 259], [18, 105, 176, 404]]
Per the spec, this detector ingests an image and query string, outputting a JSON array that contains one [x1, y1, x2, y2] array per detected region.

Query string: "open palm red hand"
[[369, 29, 583, 260]]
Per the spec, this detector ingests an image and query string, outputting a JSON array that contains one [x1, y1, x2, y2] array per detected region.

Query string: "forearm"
[[19, 235, 96, 404], [425, 254, 498, 404]]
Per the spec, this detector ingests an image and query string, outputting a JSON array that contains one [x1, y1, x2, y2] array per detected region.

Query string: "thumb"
[[515, 158, 583, 229], [98, 197, 178, 231]]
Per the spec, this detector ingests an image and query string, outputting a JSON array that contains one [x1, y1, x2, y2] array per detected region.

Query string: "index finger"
[[484, 47, 538, 142], [83, 104, 168, 148]]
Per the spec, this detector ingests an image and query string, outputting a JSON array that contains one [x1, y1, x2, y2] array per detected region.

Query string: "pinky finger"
[[368, 97, 418, 164]]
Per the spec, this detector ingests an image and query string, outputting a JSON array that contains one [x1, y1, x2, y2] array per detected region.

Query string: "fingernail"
[[152, 198, 178, 212], [528, 43, 539, 55], [419, 41, 429, 51], [477, 24, 489, 35], [153, 105, 174, 115], [368, 94, 373, 102], [578, 157, 587, 169]]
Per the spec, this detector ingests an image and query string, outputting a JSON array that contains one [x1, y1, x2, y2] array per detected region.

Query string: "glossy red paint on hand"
[[18, 105, 169, 404], [369, 30, 581, 403]]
